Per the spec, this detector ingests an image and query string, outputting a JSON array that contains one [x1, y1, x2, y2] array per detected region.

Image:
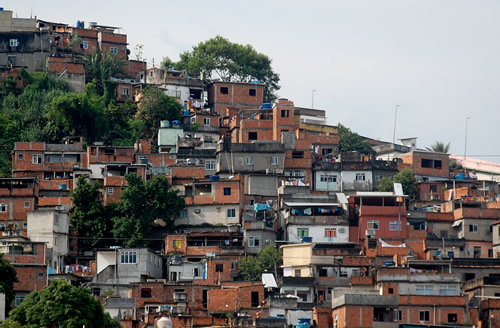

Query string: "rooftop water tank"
[[160, 120, 170, 128], [261, 103, 272, 109], [172, 120, 181, 127], [301, 237, 313, 243], [209, 175, 220, 181], [183, 109, 189, 117], [157, 316, 172, 328]]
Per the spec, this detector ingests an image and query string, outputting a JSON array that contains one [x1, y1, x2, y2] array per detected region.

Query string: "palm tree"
[[426, 141, 451, 153], [78, 51, 127, 96]]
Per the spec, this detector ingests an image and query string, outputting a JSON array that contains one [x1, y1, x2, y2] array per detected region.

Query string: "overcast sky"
[[6, 1, 500, 162]]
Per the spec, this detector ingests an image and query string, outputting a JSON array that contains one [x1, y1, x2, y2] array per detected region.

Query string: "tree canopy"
[[337, 123, 375, 156], [167, 35, 280, 103], [0, 253, 18, 314], [7, 279, 120, 328], [133, 86, 182, 140], [238, 244, 281, 281], [112, 174, 185, 248], [426, 141, 451, 153], [378, 168, 418, 206]]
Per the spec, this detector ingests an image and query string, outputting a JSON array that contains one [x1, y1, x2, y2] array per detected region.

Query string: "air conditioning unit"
[[266, 168, 275, 174], [366, 229, 375, 237]]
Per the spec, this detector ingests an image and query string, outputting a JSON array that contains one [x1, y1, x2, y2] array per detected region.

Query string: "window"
[[320, 175, 337, 182], [474, 247, 481, 258], [297, 293, 307, 302], [297, 228, 309, 237], [374, 174, 380, 181], [205, 160, 216, 170], [389, 221, 401, 231], [489, 249, 494, 258], [7, 56, 16, 66], [173, 240, 182, 249], [356, 173, 366, 181], [448, 313, 457, 323], [141, 288, 152, 298], [224, 187, 231, 195], [203, 117, 210, 126], [419, 310, 430, 322], [367, 220, 379, 230], [388, 288, 394, 295], [23, 201, 29, 209], [178, 209, 187, 219], [249, 88, 256, 96], [220, 87, 228, 94], [325, 228, 336, 238], [18, 153, 23, 160], [440, 230, 448, 238], [246, 156, 253, 165], [122, 87, 129, 96], [0, 224, 6, 230], [469, 224, 478, 233], [38, 272, 44, 278], [416, 285, 433, 296], [439, 286, 457, 296], [120, 251, 137, 264], [110, 47, 118, 55], [271, 157, 279, 165], [15, 295, 25, 307], [430, 184, 438, 192], [107, 187, 114, 194], [281, 110, 289, 117], [421, 158, 442, 169], [32, 154, 42, 164], [321, 148, 333, 155], [10, 39, 18, 47], [249, 236, 260, 247], [193, 268, 200, 277], [248, 132, 257, 140], [23, 222, 28, 229], [81, 41, 88, 49], [0, 204, 7, 212], [295, 270, 301, 277], [227, 208, 236, 218], [393, 309, 402, 321], [292, 151, 304, 158], [215, 264, 224, 272]]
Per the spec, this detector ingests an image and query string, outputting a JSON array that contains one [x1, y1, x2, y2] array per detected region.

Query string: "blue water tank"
[[301, 237, 313, 243], [58, 184, 67, 190], [209, 175, 220, 181], [171, 120, 181, 127], [76, 20, 81, 28], [261, 103, 272, 109], [297, 318, 311, 328], [183, 109, 189, 116]]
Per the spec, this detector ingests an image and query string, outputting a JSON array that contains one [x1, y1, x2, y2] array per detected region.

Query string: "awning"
[[284, 202, 341, 207], [452, 221, 462, 227]]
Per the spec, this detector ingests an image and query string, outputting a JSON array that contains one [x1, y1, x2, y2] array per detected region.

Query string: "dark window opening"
[[216, 264, 224, 272], [224, 187, 231, 195], [248, 132, 258, 140], [448, 313, 457, 323], [190, 88, 203, 100], [388, 288, 394, 294], [251, 291, 259, 307], [434, 160, 442, 168], [220, 87, 228, 94], [421, 159, 433, 168], [7, 56, 16, 66], [281, 110, 289, 117], [292, 151, 304, 159], [141, 288, 152, 298], [430, 185, 437, 192], [202, 290, 208, 308], [249, 89, 256, 96], [319, 269, 328, 277]]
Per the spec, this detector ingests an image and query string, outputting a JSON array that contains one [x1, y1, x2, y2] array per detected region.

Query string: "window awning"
[[452, 220, 462, 227]]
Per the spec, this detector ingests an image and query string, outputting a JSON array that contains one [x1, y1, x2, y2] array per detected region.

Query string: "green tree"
[[71, 176, 112, 249], [134, 86, 182, 140], [337, 123, 375, 155], [112, 174, 185, 248], [378, 169, 418, 206], [79, 50, 127, 97], [0, 253, 18, 314], [7, 279, 120, 328], [238, 244, 281, 281], [426, 141, 451, 153], [175, 35, 280, 102], [49, 82, 107, 143]]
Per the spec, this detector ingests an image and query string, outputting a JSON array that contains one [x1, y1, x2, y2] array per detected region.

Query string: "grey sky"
[[6, 1, 500, 162]]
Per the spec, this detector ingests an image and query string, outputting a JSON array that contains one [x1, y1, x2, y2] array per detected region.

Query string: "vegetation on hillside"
[[238, 243, 281, 281], [377, 168, 419, 206], [162, 35, 281, 102], [0, 254, 18, 314]]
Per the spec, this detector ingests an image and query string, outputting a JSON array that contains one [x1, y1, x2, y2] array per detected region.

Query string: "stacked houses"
[[3, 9, 500, 328]]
